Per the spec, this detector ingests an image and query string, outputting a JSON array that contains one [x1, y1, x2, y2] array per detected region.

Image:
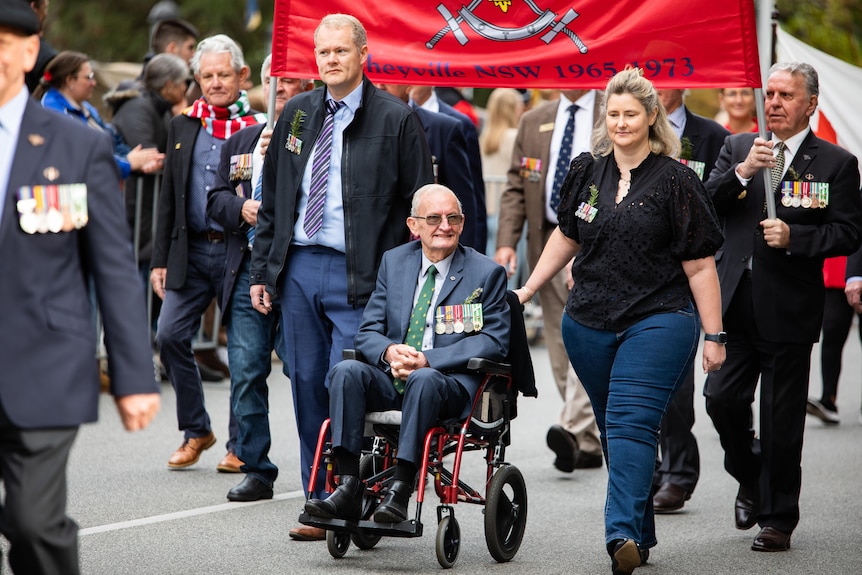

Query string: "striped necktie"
[[246, 171, 262, 246], [304, 99, 342, 237]]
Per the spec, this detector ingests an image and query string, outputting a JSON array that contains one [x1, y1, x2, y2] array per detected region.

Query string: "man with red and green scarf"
[[151, 34, 266, 471]]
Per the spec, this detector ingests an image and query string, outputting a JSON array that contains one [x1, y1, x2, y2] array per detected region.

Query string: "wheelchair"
[[297, 291, 537, 568]]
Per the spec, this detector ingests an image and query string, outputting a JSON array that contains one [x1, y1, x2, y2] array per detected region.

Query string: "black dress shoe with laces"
[[751, 526, 791, 552], [373, 480, 412, 523], [304, 475, 363, 521], [735, 483, 759, 530], [227, 475, 273, 502]]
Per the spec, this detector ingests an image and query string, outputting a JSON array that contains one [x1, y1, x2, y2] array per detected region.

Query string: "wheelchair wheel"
[[484, 465, 527, 562], [435, 514, 461, 569], [326, 530, 351, 558], [352, 455, 383, 550]]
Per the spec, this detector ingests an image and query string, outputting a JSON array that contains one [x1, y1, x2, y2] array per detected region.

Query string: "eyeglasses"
[[413, 214, 464, 226], [75, 72, 96, 81]]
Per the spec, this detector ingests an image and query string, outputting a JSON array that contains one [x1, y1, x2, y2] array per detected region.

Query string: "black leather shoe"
[[304, 475, 363, 520], [653, 482, 691, 513], [751, 526, 791, 552], [373, 480, 412, 523], [608, 539, 641, 575], [574, 451, 604, 469], [546, 425, 579, 472], [227, 475, 273, 502], [735, 484, 759, 530]]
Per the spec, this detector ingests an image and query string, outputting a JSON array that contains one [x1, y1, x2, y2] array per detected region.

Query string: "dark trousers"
[[655, 366, 700, 493], [0, 403, 79, 575], [705, 273, 811, 533], [820, 287, 861, 405]]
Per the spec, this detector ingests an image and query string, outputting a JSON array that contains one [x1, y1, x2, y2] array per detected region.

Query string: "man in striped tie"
[[249, 13, 433, 541], [207, 55, 312, 502]]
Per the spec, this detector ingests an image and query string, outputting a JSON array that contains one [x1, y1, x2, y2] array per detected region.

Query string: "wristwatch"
[[704, 332, 728, 344]]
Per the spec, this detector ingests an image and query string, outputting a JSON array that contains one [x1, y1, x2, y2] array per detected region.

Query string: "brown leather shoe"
[[653, 482, 691, 513], [217, 451, 244, 473], [167, 432, 216, 469], [289, 525, 325, 541], [751, 526, 791, 552]]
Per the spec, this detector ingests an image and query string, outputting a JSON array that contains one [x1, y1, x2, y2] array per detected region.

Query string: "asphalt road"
[[9, 336, 861, 575]]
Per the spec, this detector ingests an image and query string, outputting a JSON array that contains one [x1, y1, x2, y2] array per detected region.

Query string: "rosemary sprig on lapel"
[[786, 165, 801, 182], [588, 183, 599, 207], [289, 109, 306, 139], [464, 287, 483, 304], [680, 137, 693, 160]]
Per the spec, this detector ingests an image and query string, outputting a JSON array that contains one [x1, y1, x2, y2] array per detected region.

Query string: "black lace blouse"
[[557, 152, 723, 331]]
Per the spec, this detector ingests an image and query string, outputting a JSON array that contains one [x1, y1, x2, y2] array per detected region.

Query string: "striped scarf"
[[183, 90, 267, 140]]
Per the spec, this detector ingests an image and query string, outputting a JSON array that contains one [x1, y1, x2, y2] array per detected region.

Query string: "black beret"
[[0, 0, 41, 36]]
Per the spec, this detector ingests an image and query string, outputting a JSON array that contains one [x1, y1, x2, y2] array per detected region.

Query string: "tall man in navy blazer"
[[0, 3, 160, 572], [704, 62, 862, 553], [303, 184, 510, 523], [249, 14, 432, 540]]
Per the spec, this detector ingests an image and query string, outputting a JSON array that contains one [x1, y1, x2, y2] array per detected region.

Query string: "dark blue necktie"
[[550, 104, 577, 214]]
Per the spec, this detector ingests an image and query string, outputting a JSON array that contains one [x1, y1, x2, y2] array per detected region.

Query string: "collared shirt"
[[415, 251, 454, 351], [293, 82, 363, 252], [545, 90, 595, 223], [187, 128, 224, 233], [0, 86, 28, 237], [417, 90, 441, 114], [667, 104, 687, 139]]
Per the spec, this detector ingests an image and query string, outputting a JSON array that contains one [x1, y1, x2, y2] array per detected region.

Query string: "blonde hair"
[[591, 67, 679, 158], [315, 14, 367, 49], [479, 88, 522, 156]]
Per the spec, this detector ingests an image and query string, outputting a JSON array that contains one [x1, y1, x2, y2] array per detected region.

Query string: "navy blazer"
[[207, 123, 266, 314], [0, 100, 158, 428], [706, 130, 862, 343], [682, 108, 730, 181], [356, 242, 510, 400]]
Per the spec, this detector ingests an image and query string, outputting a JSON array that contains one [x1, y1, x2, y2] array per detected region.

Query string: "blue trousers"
[[279, 246, 364, 497], [562, 305, 699, 550], [156, 238, 237, 447], [226, 256, 283, 486]]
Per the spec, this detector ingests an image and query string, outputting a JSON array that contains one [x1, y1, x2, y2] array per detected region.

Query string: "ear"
[[406, 216, 419, 237]]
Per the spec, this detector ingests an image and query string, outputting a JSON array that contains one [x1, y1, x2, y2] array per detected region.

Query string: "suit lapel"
[[400, 248, 423, 335], [789, 131, 819, 178], [436, 248, 465, 305]]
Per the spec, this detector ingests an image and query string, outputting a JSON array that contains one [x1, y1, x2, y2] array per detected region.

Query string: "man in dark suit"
[[495, 90, 603, 472], [704, 62, 862, 552], [207, 55, 311, 502], [303, 184, 510, 523], [151, 34, 266, 472], [410, 85, 487, 252], [249, 14, 432, 541], [653, 89, 731, 513], [0, 3, 160, 572], [377, 83, 479, 250]]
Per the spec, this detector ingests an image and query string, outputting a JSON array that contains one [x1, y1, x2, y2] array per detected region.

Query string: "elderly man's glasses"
[[413, 214, 464, 226]]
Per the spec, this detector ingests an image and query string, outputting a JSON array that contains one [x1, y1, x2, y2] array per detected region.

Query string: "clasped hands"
[[385, 344, 428, 380]]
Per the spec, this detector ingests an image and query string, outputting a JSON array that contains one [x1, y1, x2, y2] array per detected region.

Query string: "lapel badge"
[[449, 275, 456, 281], [803, 154, 812, 161], [737, 190, 747, 200], [28, 134, 45, 146], [804, 173, 815, 181], [43, 166, 60, 181], [175, 143, 182, 149]]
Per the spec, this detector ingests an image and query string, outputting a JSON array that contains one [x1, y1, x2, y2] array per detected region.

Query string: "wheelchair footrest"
[[298, 512, 423, 538]]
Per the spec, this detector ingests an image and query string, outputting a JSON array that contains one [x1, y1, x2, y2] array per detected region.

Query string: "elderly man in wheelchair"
[[304, 183, 510, 526]]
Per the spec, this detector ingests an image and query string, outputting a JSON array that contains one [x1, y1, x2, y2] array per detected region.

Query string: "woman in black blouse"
[[516, 67, 725, 575]]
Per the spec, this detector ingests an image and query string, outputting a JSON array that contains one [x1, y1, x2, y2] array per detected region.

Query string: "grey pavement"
[[12, 336, 862, 574]]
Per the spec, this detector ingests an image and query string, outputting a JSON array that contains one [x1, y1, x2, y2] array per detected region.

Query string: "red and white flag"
[[776, 27, 862, 164], [271, 0, 761, 89]]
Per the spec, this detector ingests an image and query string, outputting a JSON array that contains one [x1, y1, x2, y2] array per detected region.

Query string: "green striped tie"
[[394, 265, 437, 394]]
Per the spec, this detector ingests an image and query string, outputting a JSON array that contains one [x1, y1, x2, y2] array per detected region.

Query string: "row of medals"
[[435, 304, 483, 335], [17, 184, 88, 234]]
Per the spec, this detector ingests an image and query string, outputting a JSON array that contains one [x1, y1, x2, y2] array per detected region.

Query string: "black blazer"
[[706, 129, 862, 343], [0, 100, 158, 428], [207, 124, 266, 313], [682, 107, 730, 180]]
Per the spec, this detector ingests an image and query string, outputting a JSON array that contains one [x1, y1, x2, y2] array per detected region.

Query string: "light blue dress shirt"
[[0, 87, 29, 236]]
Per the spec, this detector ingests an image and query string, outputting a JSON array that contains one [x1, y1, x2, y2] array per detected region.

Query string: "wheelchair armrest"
[[342, 349, 368, 362], [467, 357, 511, 374]]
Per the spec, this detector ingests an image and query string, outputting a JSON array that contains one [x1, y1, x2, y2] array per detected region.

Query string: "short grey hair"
[[410, 184, 462, 216], [144, 53, 189, 92], [190, 34, 245, 75], [768, 61, 819, 97], [260, 53, 312, 87]]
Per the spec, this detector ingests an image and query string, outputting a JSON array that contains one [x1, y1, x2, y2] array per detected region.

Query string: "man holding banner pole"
[[250, 13, 433, 541], [704, 61, 862, 552]]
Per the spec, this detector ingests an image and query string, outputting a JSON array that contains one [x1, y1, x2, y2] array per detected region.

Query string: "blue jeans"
[[156, 238, 236, 447], [226, 256, 284, 486], [562, 304, 699, 550]]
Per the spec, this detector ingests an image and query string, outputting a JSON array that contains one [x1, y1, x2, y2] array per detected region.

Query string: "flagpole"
[[267, 77, 277, 130], [756, 0, 778, 219]]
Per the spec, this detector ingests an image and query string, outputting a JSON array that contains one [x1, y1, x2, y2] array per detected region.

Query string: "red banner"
[[271, 0, 761, 89]]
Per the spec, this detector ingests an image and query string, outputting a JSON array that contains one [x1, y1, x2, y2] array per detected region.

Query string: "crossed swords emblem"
[[427, 0, 588, 53]]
